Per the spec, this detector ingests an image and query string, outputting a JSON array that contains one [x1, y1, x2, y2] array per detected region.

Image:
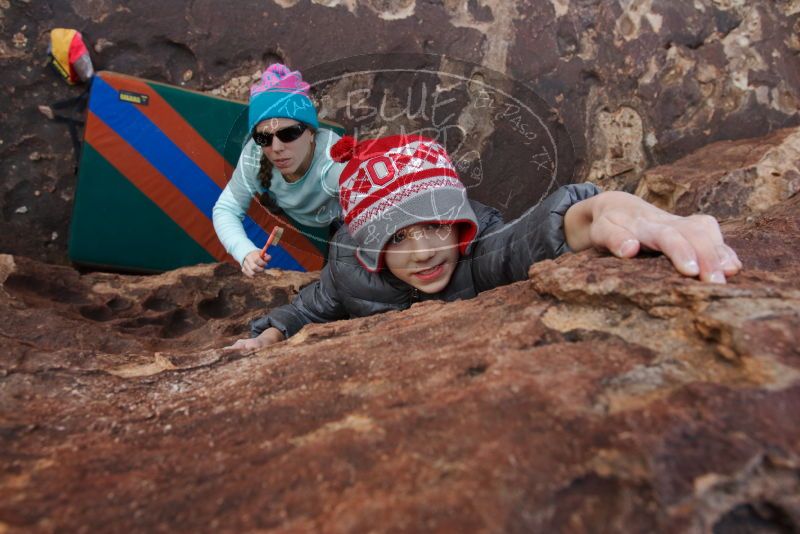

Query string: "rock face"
[[1, 0, 798, 263], [636, 126, 800, 219], [1, 131, 799, 531]]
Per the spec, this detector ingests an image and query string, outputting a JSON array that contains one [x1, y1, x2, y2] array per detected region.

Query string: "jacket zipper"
[[410, 288, 420, 304]]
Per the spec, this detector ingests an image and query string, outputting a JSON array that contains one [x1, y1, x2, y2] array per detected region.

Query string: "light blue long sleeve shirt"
[[212, 129, 345, 265]]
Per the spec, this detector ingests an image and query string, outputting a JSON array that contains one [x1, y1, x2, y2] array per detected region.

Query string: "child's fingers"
[[589, 197, 739, 283], [590, 214, 701, 272], [675, 215, 728, 283], [588, 215, 640, 258], [695, 244, 741, 282], [600, 215, 704, 278], [640, 220, 709, 277], [718, 244, 742, 275], [223, 339, 248, 351], [638, 216, 739, 283], [223, 338, 261, 354]]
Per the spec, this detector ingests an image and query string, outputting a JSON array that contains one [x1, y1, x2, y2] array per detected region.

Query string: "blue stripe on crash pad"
[[88, 76, 303, 271]]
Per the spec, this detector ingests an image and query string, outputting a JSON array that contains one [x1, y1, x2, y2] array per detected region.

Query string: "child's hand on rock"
[[565, 191, 742, 283], [223, 327, 285, 353]]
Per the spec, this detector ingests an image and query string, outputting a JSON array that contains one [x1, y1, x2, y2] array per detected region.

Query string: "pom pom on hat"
[[250, 64, 311, 99], [330, 136, 357, 162]]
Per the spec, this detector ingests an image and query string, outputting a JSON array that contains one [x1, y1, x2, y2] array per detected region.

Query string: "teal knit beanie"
[[248, 64, 319, 132]]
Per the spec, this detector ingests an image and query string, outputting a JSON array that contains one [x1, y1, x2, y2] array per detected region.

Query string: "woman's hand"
[[241, 250, 271, 277], [564, 191, 742, 283], [223, 327, 285, 353]]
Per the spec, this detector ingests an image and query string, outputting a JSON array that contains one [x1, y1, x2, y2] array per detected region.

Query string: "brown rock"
[[636, 126, 800, 218], [1, 150, 799, 531], [0, 257, 317, 376]]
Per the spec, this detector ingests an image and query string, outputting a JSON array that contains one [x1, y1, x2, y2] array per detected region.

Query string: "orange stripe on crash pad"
[[100, 72, 234, 189], [85, 111, 232, 263]]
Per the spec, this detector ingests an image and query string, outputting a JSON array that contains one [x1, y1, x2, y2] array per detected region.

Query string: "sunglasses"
[[252, 124, 307, 147]]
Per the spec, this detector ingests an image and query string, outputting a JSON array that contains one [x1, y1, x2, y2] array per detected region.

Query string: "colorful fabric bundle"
[[48, 28, 94, 84]]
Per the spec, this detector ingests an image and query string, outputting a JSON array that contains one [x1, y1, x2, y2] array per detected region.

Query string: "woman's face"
[[254, 118, 315, 181]]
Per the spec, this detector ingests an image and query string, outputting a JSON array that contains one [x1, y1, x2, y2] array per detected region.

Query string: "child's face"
[[384, 223, 460, 294]]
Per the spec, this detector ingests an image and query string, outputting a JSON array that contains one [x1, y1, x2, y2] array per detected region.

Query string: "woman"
[[212, 64, 344, 277]]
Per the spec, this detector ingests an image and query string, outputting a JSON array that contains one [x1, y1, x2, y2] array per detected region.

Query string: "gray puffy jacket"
[[252, 183, 600, 339]]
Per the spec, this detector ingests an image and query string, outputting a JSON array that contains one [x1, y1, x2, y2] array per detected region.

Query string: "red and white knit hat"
[[331, 134, 478, 272]]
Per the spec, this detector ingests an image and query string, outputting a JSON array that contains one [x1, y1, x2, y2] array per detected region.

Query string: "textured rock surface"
[[636, 126, 800, 219], [0, 257, 316, 376], [1, 0, 798, 263], [1, 153, 799, 530]]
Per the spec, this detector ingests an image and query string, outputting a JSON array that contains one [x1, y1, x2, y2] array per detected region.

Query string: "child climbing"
[[225, 134, 741, 351]]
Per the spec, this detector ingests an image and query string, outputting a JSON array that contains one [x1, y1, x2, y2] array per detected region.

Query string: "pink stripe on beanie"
[[250, 63, 311, 98]]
